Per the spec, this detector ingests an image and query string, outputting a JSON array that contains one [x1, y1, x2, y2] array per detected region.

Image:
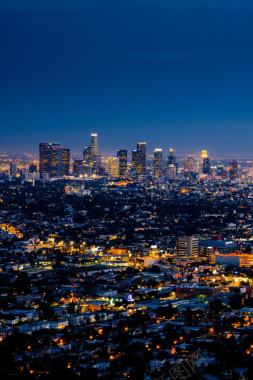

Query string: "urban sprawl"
[[1, 134, 253, 379]]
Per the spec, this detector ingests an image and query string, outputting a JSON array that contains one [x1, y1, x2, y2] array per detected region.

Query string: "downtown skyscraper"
[[39, 143, 70, 178], [153, 148, 163, 178], [117, 149, 128, 177], [167, 148, 177, 178], [137, 142, 147, 174], [132, 142, 147, 175], [83, 133, 102, 174]]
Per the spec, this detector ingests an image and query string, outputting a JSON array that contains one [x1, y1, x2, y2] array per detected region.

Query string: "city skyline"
[[2, 131, 253, 159], [0, 131, 246, 181], [1, 1, 253, 154]]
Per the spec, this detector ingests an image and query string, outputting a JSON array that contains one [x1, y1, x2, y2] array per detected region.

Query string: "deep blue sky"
[[1, 0, 253, 156]]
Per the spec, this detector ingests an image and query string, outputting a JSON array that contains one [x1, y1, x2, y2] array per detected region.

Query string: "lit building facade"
[[132, 149, 143, 175], [117, 149, 128, 177], [203, 157, 211, 175], [177, 236, 199, 257], [39, 143, 70, 178], [167, 148, 177, 178], [229, 160, 239, 180], [73, 160, 85, 177], [153, 148, 163, 178], [83, 133, 101, 174], [105, 157, 119, 178], [213, 253, 253, 268], [136, 142, 147, 174], [10, 162, 17, 177], [184, 155, 197, 177]]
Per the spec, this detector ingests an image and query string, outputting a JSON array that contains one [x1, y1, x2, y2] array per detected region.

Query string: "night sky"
[[1, 0, 253, 155]]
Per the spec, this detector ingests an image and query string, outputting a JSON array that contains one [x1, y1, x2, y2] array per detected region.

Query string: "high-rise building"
[[247, 161, 253, 178], [83, 133, 101, 174], [73, 160, 84, 177], [167, 148, 176, 165], [153, 148, 163, 178], [117, 149, 128, 177], [50, 144, 63, 177], [177, 236, 199, 257], [136, 142, 147, 174], [132, 149, 143, 175], [184, 155, 197, 176], [0, 153, 10, 174], [90, 133, 99, 156], [83, 146, 92, 164], [167, 164, 177, 178], [39, 143, 51, 177], [61, 148, 70, 176], [39, 143, 70, 178], [91, 133, 101, 169], [111, 157, 119, 178], [105, 157, 119, 178], [203, 157, 211, 175], [167, 148, 178, 178], [200, 150, 211, 175], [229, 160, 239, 180], [9, 162, 17, 177], [200, 149, 208, 159]]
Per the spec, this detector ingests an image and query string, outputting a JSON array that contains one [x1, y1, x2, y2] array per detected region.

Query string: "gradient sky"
[[1, 0, 253, 156]]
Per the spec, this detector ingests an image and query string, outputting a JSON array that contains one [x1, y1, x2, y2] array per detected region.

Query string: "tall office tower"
[[167, 164, 177, 178], [50, 143, 63, 177], [39, 143, 70, 178], [229, 160, 239, 180], [177, 236, 199, 257], [137, 142, 147, 174], [83, 145, 96, 175], [61, 148, 70, 176], [153, 148, 163, 178], [167, 148, 178, 178], [83, 146, 92, 163], [106, 157, 119, 178], [168, 148, 176, 165], [73, 160, 84, 177], [90, 133, 99, 156], [89, 132, 101, 172], [200, 149, 211, 174], [247, 161, 253, 178], [184, 155, 197, 176], [203, 157, 211, 175], [200, 149, 208, 159], [117, 149, 128, 177], [132, 149, 143, 175], [39, 143, 51, 177], [9, 162, 17, 177], [0, 153, 9, 174]]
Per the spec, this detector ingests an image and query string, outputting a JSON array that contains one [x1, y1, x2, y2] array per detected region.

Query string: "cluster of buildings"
[[37, 134, 243, 180], [0, 133, 247, 182]]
